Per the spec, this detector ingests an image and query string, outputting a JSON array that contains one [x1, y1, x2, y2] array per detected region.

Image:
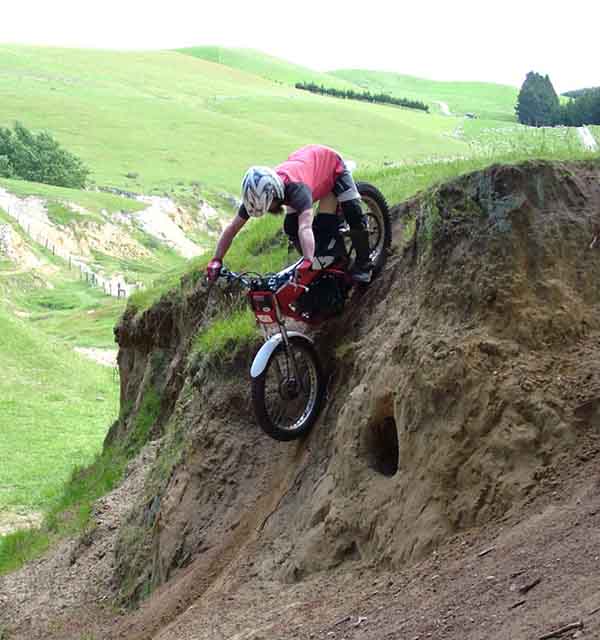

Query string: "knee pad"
[[341, 199, 366, 230]]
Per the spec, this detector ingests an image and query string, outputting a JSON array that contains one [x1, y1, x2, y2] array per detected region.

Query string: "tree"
[[560, 89, 600, 126], [0, 122, 89, 188], [515, 72, 561, 126]]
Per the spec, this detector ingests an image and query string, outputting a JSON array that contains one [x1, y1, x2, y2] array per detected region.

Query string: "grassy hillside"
[[0, 45, 472, 194], [177, 47, 359, 91], [0, 303, 118, 512], [331, 69, 519, 121]]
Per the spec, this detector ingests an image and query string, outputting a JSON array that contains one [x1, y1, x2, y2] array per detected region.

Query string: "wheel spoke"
[[261, 343, 319, 432]]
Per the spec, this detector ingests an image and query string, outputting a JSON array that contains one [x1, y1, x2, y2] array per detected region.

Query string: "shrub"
[[0, 122, 89, 188]]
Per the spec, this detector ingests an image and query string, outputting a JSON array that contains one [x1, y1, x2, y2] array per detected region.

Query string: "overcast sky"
[[0, 0, 597, 93]]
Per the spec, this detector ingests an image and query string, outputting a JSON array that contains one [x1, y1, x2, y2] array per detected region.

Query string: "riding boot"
[[349, 229, 373, 283]]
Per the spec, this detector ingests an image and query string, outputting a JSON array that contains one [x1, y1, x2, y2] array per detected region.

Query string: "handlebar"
[[218, 263, 299, 291]]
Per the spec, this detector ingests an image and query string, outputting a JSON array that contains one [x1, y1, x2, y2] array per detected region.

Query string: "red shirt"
[[275, 145, 345, 203], [238, 145, 346, 219]]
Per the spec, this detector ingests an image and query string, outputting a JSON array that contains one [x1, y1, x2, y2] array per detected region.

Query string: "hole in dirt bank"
[[363, 416, 399, 477]]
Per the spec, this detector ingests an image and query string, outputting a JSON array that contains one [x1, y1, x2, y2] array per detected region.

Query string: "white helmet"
[[241, 166, 284, 217]]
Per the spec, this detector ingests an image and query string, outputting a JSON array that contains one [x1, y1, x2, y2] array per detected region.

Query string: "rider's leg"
[[341, 199, 372, 283], [315, 193, 346, 259], [313, 211, 344, 259], [333, 169, 372, 283]]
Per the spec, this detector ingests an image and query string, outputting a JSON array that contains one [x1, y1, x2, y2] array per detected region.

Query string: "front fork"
[[260, 317, 304, 391]]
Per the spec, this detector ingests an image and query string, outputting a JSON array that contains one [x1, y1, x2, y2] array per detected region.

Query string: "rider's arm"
[[297, 208, 315, 261], [214, 213, 247, 261]]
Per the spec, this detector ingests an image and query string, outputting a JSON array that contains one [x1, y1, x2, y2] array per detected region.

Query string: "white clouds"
[[0, 0, 597, 92]]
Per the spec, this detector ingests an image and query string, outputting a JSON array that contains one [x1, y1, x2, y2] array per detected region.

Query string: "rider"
[[206, 144, 373, 284]]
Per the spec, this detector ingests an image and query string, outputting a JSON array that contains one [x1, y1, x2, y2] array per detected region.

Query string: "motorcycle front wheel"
[[251, 336, 325, 441]]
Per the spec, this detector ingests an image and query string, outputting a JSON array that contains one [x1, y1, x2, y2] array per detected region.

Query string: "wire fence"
[[0, 195, 144, 298]]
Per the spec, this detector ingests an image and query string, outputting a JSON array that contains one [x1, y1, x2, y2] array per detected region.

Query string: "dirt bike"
[[218, 182, 391, 441]]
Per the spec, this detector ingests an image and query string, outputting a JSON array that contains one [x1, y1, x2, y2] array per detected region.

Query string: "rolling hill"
[[177, 46, 360, 90], [331, 68, 520, 121], [0, 45, 475, 194]]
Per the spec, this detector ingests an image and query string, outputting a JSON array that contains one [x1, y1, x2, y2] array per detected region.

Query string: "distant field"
[[1, 269, 126, 350], [0, 304, 118, 512], [459, 119, 581, 155], [177, 47, 359, 91], [0, 45, 474, 194], [330, 69, 519, 121]]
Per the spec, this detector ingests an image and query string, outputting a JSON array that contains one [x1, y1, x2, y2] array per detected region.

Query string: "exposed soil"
[[134, 196, 204, 259], [1, 160, 600, 640]]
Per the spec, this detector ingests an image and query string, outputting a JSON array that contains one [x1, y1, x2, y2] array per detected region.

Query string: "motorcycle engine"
[[297, 272, 348, 321]]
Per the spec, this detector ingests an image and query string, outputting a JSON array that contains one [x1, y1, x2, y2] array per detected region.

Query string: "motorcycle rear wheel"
[[351, 181, 392, 276], [251, 336, 325, 441]]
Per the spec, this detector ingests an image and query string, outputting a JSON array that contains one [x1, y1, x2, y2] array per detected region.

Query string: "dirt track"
[[1, 433, 598, 639]]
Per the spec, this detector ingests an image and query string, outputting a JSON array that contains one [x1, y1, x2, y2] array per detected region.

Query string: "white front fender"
[[250, 331, 313, 378]]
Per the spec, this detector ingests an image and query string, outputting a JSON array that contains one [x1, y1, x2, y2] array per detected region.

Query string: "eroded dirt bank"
[[1, 160, 600, 640]]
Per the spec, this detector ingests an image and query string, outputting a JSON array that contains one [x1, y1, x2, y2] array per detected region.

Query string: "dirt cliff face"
[[112, 160, 600, 619]]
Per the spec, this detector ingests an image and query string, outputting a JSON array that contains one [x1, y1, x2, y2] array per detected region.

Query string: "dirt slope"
[[1, 159, 600, 640]]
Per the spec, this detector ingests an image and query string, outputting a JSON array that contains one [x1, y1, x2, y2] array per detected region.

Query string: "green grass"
[[0, 304, 118, 514], [0, 443, 129, 576], [193, 308, 258, 363], [330, 69, 520, 121], [0, 382, 162, 576], [0, 526, 51, 575], [178, 47, 359, 91], [10, 279, 125, 349], [459, 119, 581, 156], [0, 45, 478, 194], [357, 148, 600, 211], [125, 387, 161, 457]]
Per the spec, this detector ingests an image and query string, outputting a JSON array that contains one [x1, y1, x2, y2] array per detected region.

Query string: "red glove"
[[206, 258, 222, 282]]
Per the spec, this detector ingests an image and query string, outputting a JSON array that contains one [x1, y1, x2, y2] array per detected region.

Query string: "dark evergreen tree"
[[294, 81, 429, 112], [560, 89, 600, 126], [515, 72, 561, 126]]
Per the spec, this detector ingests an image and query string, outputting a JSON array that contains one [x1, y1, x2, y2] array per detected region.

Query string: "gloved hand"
[[206, 258, 222, 282]]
